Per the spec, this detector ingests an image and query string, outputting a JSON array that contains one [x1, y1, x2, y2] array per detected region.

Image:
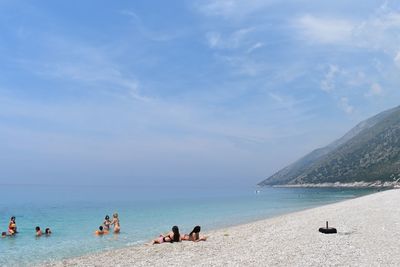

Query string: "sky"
[[0, 0, 399, 187]]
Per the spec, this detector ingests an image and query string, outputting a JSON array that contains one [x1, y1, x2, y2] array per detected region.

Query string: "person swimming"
[[8, 216, 17, 235], [95, 225, 108, 235], [111, 213, 120, 233], [35, 226, 42, 236], [1, 232, 7, 238], [152, 225, 181, 244], [182, 225, 208, 242], [45, 228, 52, 235], [103, 215, 111, 231]]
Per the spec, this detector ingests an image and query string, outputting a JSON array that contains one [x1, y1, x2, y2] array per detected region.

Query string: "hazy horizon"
[[1, 0, 399, 187]]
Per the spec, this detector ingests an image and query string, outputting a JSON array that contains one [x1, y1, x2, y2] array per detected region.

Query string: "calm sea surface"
[[0, 185, 377, 266]]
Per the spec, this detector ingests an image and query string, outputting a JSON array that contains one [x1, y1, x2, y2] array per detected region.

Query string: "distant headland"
[[259, 105, 400, 187]]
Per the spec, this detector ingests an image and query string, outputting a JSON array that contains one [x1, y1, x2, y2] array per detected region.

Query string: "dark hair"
[[1, 232, 6, 236], [189, 225, 201, 235], [172, 226, 180, 242], [99, 226, 103, 231], [11, 216, 15, 221], [105, 215, 110, 220], [45, 228, 51, 234], [35, 226, 40, 231]]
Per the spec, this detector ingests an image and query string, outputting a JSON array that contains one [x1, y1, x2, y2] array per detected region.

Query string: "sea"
[[0, 184, 377, 266]]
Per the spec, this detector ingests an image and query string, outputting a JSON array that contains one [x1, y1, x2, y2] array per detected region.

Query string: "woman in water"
[[182, 225, 208, 242], [35, 226, 42, 236], [45, 228, 52, 235], [103, 215, 111, 231], [152, 225, 181, 244], [8, 216, 17, 235], [110, 213, 120, 233]]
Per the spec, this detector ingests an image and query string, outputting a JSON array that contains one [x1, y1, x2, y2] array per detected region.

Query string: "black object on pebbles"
[[319, 221, 337, 234]]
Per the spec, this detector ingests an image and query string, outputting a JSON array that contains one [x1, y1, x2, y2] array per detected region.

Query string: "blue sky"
[[0, 0, 399, 187]]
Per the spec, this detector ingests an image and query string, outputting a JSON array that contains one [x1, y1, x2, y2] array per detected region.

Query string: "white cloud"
[[365, 82, 383, 97], [395, 51, 400, 66], [120, 9, 181, 42], [218, 55, 268, 76], [353, 11, 400, 54], [347, 71, 367, 87], [206, 32, 222, 48], [321, 65, 340, 92], [196, 0, 275, 19], [295, 6, 400, 58], [339, 97, 354, 114], [295, 15, 355, 44], [246, 42, 264, 54], [206, 27, 254, 49]]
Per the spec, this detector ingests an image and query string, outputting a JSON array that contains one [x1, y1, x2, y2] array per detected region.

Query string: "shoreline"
[[41, 189, 400, 266], [266, 181, 400, 188]]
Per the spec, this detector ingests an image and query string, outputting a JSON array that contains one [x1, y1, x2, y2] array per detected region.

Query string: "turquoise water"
[[0, 185, 376, 266]]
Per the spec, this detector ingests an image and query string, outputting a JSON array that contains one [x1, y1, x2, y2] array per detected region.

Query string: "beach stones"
[[319, 221, 337, 234]]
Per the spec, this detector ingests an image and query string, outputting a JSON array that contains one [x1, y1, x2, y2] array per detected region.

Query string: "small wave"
[[126, 240, 145, 246]]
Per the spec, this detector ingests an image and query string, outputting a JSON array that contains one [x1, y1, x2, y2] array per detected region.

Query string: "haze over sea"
[[0, 185, 375, 266]]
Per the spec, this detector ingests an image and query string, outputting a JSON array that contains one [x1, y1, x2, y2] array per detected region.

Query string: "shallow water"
[[0, 185, 376, 266]]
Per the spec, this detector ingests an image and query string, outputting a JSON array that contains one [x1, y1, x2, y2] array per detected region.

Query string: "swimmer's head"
[[1, 232, 6, 237], [45, 228, 51, 234], [99, 226, 104, 231], [10, 216, 15, 222], [35, 226, 41, 232], [105, 215, 110, 220]]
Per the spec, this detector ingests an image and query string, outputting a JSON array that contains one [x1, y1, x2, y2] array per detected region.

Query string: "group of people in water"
[[95, 213, 120, 235], [2, 214, 208, 244], [1, 216, 52, 237], [35, 226, 52, 237]]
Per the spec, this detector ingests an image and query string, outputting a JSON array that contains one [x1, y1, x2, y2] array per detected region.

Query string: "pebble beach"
[[42, 189, 400, 267]]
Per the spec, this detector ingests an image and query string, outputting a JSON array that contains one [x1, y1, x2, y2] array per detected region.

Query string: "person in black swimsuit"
[[151, 225, 181, 244]]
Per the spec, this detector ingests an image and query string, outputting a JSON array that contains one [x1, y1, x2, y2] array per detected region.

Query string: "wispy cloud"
[[246, 42, 264, 54], [206, 27, 254, 49], [15, 34, 153, 103], [120, 9, 182, 42], [294, 15, 355, 45], [320, 65, 340, 92], [347, 71, 367, 87], [195, 0, 275, 19], [365, 82, 384, 97], [395, 51, 400, 67], [295, 4, 400, 59], [339, 97, 354, 114], [216, 55, 269, 76]]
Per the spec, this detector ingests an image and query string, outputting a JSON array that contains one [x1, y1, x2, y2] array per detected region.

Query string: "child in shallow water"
[[95, 226, 108, 235]]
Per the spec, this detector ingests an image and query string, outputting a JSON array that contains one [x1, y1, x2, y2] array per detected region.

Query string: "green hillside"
[[258, 106, 400, 186]]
